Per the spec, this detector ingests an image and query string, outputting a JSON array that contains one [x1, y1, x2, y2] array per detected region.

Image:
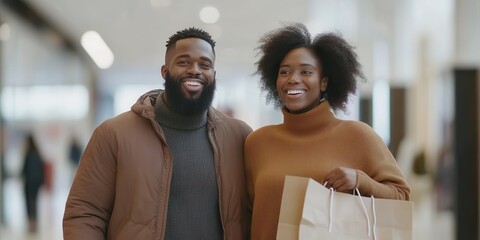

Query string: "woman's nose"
[[287, 73, 300, 83]]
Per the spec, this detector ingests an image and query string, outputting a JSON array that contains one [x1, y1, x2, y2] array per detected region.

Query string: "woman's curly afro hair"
[[255, 23, 365, 113]]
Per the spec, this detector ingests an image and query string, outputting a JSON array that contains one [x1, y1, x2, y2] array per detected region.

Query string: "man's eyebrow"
[[175, 54, 213, 64], [200, 56, 214, 64], [175, 54, 190, 59]]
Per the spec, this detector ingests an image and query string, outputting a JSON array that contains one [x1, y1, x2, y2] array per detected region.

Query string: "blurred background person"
[[21, 133, 45, 233], [67, 137, 82, 168]]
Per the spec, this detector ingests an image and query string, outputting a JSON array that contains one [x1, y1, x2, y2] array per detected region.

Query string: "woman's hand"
[[323, 167, 357, 193]]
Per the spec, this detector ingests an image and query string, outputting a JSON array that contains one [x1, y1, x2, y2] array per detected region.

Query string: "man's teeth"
[[287, 90, 305, 95], [186, 81, 200, 86]]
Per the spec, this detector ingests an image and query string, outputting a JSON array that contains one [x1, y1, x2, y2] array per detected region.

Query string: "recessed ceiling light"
[[81, 31, 114, 69], [199, 6, 220, 24]]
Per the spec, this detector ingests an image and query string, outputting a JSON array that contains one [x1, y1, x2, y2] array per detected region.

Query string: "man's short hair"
[[166, 27, 216, 55]]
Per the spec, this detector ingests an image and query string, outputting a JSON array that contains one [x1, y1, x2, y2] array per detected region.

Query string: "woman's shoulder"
[[340, 119, 371, 129], [251, 124, 282, 134], [246, 124, 282, 141], [336, 119, 379, 138]]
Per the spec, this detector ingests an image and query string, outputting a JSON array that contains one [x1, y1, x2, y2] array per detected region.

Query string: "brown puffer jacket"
[[63, 90, 252, 240]]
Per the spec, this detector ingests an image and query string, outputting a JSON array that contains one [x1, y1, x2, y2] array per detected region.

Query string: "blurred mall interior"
[[0, 0, 479, 239]]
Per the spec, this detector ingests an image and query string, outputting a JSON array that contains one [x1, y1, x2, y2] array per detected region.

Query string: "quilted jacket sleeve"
[[63, 124, 118, 240]]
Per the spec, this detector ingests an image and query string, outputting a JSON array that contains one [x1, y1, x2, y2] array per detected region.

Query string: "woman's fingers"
[[323, 167, 357, 192]]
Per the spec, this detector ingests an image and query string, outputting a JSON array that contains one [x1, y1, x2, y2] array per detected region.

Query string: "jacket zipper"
[[149, 115, 172, 240], [207, 124, 226, 240]]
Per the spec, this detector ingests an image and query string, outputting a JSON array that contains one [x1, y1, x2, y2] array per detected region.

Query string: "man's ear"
[[161, 65, 168, 79]]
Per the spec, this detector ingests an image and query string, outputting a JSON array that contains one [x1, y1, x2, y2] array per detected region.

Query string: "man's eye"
[[200, 63, 212, 69]]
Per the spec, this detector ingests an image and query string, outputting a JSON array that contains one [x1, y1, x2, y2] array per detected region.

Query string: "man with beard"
[[63, 28, 253, 240]]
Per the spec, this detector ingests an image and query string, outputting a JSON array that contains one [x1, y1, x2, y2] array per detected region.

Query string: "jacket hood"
[[130, 89, 163, 120]]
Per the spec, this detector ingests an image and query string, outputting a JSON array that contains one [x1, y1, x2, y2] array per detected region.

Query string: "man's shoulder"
[[96, 111, 145, 132], [105, 110, 139, 123]]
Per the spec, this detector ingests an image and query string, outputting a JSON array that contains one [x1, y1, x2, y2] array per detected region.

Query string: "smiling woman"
[[276, 47, 326, 114], [244, 23, 410, 239]]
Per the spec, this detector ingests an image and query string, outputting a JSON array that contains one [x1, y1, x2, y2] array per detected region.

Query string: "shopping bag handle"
[[325, 185, 377, 239]]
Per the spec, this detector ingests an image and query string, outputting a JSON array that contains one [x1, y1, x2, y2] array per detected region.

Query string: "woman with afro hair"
[[244, 23, 410, 239]]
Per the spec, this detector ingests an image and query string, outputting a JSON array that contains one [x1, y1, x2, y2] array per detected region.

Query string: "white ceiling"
[[22, 0, 312, 86]]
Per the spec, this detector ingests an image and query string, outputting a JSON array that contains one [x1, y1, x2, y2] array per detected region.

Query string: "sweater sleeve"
[[63, 124, 117, 240], [352, 122, 411, 200]]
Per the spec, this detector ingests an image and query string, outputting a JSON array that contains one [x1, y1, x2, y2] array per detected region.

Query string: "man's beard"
[[164, 72, 216, 116]]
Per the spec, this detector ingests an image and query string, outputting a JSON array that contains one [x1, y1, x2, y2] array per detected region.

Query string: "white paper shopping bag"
[[277, 176, 413, 240]]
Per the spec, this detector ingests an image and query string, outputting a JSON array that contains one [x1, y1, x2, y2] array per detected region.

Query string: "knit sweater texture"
[[244, 101, 410, 240], [155, 95, 222, 240]]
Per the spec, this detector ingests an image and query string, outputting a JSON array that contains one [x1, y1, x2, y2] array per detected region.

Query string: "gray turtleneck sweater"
[[155, 95, 222, 240]]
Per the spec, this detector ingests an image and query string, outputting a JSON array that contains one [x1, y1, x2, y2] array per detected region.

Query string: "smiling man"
[[63, 28, 253, 240], [162, 36, 216, 115]]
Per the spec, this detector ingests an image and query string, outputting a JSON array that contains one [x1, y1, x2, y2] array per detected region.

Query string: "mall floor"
[[0, 166, 455, 240], [0, 161, 74, 240]]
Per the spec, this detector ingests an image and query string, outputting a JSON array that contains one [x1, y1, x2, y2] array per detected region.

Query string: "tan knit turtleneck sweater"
[[244, 101, 410, 240]]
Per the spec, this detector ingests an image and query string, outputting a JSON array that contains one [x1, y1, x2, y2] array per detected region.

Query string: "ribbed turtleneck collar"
[[154, 92, 208, 130], [282, 101, 337, 135]]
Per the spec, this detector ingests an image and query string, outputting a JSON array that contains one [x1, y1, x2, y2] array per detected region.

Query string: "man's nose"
[[187, 63, 201, 75]]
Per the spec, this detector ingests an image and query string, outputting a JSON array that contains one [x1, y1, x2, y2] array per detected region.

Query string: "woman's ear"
[[321, 77, 328, 91]]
